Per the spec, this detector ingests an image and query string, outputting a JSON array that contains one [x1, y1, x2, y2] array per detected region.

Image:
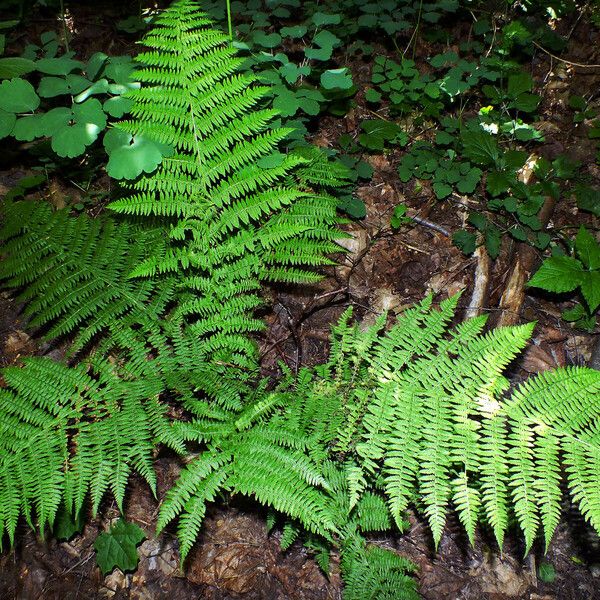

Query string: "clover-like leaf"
[[12, 113, 46, 141], [102, 96, 133, 118], [94, 519, 145, 575], [320, 68, 353, 90], [36, 56, 84, 75], [104, 127, 172, 179], [0, 57, 35, 79], [41, 99, 107, 157], [38, 74, 92, 98], [0, 78, 40, 112], [312, 12, 341, 26], [252, 31, 282, 48], [0, 108, 16, 138]]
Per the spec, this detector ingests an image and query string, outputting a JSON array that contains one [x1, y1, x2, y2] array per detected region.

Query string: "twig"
[[532, 40, 600, 69], [410, 215, 451, 237], [465, 244, 491, 319]]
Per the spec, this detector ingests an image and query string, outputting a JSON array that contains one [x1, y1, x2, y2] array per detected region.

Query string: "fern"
[[105, 0, 342, 360], [0, 0, 342, 546], [160, 295, 600, 595]]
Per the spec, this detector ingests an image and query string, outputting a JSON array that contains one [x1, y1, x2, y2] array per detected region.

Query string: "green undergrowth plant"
[[1, 2, 600, 598], [0, 0, 342, 547], [159, 294, 600, 571], [528, 226, 600, 330]]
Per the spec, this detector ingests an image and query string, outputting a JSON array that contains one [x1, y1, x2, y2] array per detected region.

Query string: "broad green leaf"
[[487, 171, 513, 196], [252, 31, 282, 48], [86, 52, 108, 80], [581, 272, 600, 313], [0, 108, 15, 138], [575, 226, 600, 270], [575, 185, 600, 217], [280, 25, 307, 38], [337, 195, 366, 219], [54, 506, 85, 541], [433, 181, 452, 198], [0, 57, 35, 79], [305, 46, 332, 61], [461, 130, 500, 167], [0, 78, 40, 112], [312, 12, 341, 26], [507, 72, 533, 97], [36, 56, 84, 75], [94, 519, 145, 575], [312, 30, 341, 51], [104, 128, 171, 180], [74, 78, 110, 103], [511, 92, 540, 113], [453, 230, 476, 255], [102, 96, 133, 118], [38, 74, 91, 98], [272, 89, 301, 117], [485, 226, 501, 259], [12, 113, 46, 140], [528, 257, 585, 293], [320, 68, 353, 90], [365, 88, 381, 103]]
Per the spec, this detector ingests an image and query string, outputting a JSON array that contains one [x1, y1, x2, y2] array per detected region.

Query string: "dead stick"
[[465, 243, 491, 319]]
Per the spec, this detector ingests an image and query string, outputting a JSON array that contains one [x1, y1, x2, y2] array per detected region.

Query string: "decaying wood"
[[465, 244, 491, 319], [494, 155, 556, 327]]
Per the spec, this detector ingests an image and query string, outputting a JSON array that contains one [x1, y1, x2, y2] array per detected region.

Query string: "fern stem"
[[226, 0, 233, 41]]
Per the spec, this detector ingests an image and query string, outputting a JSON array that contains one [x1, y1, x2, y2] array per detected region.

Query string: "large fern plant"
[[0, 0, 342, 545], [159, 295, 600, 591]]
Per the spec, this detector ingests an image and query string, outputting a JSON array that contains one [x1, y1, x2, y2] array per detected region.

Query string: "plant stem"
[[59, 0, 69, 53], [226, 0, 233, 41]]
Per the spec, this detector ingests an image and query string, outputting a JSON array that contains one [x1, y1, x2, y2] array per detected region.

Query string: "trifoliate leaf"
[[0, 57, 35, 79], [12, 113, 46, 140], [36, 56, 84, 75], [94, 519, 145, 575], [312, 12, 341, 26], [0, 78, 40, 112], [44, 99, 107, 157], [272, 89, 301, 117], [320, 68, 353, 90], [528, 256, 584, 293], [575, 226, 600, 270], [104, 128, 172, 180], [0, 108, 15, 138], [280, 25, 307, 38], [102, 96, 133, 118], [252, 31, 282, 48], [38, 74, 91, 98]]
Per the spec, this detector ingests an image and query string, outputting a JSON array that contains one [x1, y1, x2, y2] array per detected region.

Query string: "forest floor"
[[1, 1, 600, 599]]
